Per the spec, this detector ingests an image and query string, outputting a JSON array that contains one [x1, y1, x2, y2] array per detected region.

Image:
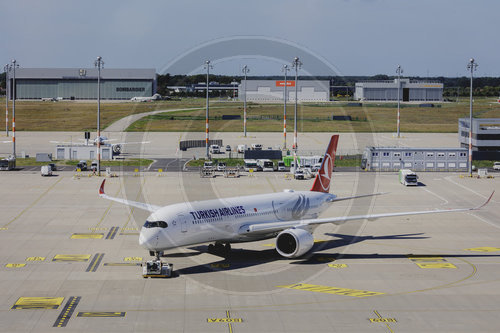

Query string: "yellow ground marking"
[[369, 310, 396, 333], [5, 263, 26, 268], [120, 177, 147, 231], [0, 227, 8, 230], [3, 177, 63, 228], [104, 263, 141, 266], [210, 263, 230, 269], [77, 312, 126, 317], [278, 283, 385, 298], [328, 263, 348, 268], [26, 257, 46, 261], [92, 182, 122, 232], [52, 254, 91, 262], [408, 255, 457, 269], [71, 233, 104, 239], [53, 296, 80, 327], [89, 227, 107, 231], [122, 227, 139, 231], [415, 262, 457, 269], [207, 310, 242, 333], [124, 257, 143, 261], [12, 297, 64, 309], [465, 247, 500, 252], [316, 256, 336, 262]]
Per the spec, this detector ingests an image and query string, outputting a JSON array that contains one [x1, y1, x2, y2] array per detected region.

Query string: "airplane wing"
[[98, 179, 161, 213], [239, 191, 494, 235]]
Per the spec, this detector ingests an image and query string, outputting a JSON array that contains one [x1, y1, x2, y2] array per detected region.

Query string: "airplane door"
[[179, 214, 188, 233]]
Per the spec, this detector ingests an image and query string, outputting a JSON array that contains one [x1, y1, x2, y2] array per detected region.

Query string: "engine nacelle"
[[275, 228, 314, 258], [112, 144, 122, 154]]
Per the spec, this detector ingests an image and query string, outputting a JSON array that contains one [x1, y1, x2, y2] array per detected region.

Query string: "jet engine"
[[112, 144, 122, 155], [275, 228, 314, 258]]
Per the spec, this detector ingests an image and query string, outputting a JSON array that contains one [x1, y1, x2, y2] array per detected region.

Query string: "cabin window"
[[144, 221, 168, 228]]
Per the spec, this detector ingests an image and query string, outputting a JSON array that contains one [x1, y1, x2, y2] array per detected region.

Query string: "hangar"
[[354, 79, 443, 102], [7, 68, 156, 100], [238, 80, 330, 102]]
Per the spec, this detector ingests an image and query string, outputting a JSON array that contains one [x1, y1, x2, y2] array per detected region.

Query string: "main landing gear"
[[207, 242, 231, 256], [143, 251, 172, 278]]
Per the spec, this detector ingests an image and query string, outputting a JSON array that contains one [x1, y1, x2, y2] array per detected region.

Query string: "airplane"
[[51, 136, 150, 155], [130, 93, 162, 102], [98, 135, 493, 261]]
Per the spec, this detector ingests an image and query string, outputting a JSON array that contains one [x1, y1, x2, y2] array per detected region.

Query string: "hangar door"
[[403, 88, 410, 101]]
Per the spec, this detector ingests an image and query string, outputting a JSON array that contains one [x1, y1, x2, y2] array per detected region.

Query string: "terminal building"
[[361, 147, 468, 172], [354, 79, 443, 102], [8, 68, 157, 100], [459, 118, 500, 160], [238, 80, 330, 102]]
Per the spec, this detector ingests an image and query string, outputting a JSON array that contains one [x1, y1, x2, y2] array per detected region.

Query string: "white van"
[[41, 165, 52, 176], [237, 144, 247, 153], [277, 161, 286, 171], [251, 143, 262, 150]]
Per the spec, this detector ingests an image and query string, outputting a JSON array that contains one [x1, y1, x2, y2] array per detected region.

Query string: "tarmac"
[[1, 168, 499, 332]]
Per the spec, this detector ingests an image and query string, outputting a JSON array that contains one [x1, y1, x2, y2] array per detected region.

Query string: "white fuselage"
[[139, 190, 335, 251]]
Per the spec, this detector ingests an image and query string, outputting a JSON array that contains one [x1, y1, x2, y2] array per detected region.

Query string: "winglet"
[[99, 179, 106, 196], [473, 191, 494, 210], [310, 135, 339, 193]]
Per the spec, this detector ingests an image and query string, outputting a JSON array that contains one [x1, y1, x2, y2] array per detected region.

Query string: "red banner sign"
[[275, 81, 295, 87]]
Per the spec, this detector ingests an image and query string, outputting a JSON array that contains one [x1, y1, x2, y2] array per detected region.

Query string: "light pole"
[[10, 59, 18, 158], [282, 64, 290, 150], [242, 65, 249, 137], [467, 58, 478, 177], [396, 64, 403, 138], [4, 64, 8, 136], [204, 60, 213, 159], [291, 57, 302, 151], [94, 56, 104, 176]]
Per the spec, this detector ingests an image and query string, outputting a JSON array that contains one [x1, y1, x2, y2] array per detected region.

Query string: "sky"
[[1, 0, 499, 77]]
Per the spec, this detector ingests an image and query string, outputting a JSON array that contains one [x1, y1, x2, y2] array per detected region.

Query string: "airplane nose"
[[139, 229, 159, 250]]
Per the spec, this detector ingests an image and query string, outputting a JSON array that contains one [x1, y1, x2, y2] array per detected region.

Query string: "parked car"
[[277, 161, 286, 171], [217, 162, 226, 171], [203, 161, 214, 169], [493, 162, 500, 171], [225, 145, 231, 152], [294, 169, 305, 180], [48, 163, 57, 171], [91, 160, 98, 172], [251, 143, 263, 150]]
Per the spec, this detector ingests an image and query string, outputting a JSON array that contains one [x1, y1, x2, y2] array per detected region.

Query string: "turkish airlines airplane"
[[99, 135, 493, 259]]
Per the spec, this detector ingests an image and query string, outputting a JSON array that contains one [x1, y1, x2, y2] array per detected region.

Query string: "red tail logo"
[[310, 135, 339, 193]]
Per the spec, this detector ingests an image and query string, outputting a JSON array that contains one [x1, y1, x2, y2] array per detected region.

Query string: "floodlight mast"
[[204, 60, 213, 159], [242, 65, 249, 137], [467, 58, 478, 177], [4, 64, 8, 136], [10, 59, 18, 158], [396, 65, 403, 138], [291, 57, 302, 152], [282, 64, 290, 150], [94, 56, 104, 176]]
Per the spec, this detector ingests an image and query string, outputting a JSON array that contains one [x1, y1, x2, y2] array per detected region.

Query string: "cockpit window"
[[144, 221, 168, 228]]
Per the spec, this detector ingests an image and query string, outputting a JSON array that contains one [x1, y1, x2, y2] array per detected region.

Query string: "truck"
[[399, 169, 418, 186], [243, 159, 258, 172], [237, 144, 247, 153], [257, 159, 274, 172]]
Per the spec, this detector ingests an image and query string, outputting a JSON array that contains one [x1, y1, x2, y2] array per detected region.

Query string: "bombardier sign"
[[275, 80, 295, 87]]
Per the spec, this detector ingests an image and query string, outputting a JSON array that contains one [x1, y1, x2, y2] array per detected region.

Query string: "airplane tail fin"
[[310, 135, 339, 193]]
